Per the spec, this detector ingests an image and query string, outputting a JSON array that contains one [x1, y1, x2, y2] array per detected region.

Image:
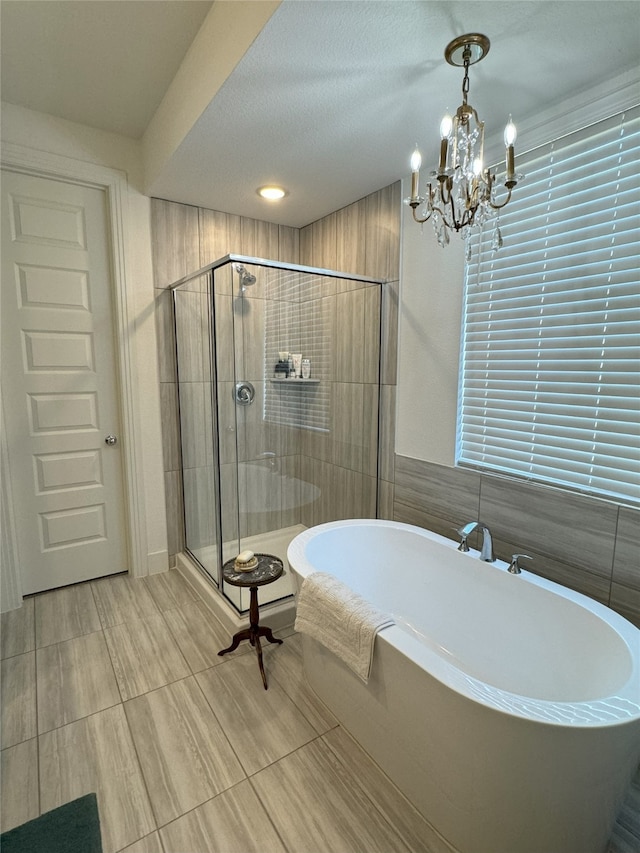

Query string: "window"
[[458, 106, 640, 505]]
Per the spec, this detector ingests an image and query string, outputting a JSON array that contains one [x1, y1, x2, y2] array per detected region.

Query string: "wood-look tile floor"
[[1, 570, 639, 853]]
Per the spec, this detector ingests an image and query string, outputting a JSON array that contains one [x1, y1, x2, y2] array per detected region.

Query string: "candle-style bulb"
[[504, 116, 517, 147], [410, 147, 422, 201], [438, 115, 452, 174], [440, 114, 453, 140], [504, 116, 517, 184]]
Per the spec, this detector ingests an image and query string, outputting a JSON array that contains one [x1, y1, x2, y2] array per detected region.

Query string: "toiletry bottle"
[[301, 358, 311, 379]]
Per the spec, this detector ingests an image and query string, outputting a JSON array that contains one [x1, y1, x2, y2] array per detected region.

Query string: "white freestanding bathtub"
[[287, 519, 640, 853]]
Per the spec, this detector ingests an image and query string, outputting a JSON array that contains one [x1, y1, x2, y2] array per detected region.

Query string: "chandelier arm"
[[489, 188, 513, 210], [457, 208, 473, 232], [448, 190, 461, 230], [466, 184, 476, 211], [411, 207, 432, 224], [427, 201, 454, 231], [438, 178, 452, 207]]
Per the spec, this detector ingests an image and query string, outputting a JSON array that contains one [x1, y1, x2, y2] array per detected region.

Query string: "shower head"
[[233, 263, 257, 289]]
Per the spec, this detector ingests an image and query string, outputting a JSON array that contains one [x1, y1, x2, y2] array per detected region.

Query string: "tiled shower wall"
[[152, 201, 301, 559], [150, 183, 400, 560], [215, 269, 382, 543], [298, 183, 401, 526]]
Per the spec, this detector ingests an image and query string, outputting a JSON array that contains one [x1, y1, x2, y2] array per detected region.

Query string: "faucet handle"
[[508, 554, 532, 575], [453, 525, 475, 552]]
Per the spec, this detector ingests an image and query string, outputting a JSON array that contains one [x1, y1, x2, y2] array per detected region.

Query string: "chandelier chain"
[[461, 48, 471, 104]]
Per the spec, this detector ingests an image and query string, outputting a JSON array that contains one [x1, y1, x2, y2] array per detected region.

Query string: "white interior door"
[[1, 169, 128, 594]]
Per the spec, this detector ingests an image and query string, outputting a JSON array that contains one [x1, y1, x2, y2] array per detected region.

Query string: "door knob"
[[105, 434, 118, 446]]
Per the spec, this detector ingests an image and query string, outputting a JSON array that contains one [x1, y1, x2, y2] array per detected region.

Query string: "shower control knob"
[[105, 434, 118, 446], [234, 381, 255, 406]]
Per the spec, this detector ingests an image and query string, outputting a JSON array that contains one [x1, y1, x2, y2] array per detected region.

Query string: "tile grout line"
[[106, 574, 257, 842], [246, 772, 292, 853], [151, 776, 255, 847], [91, 578, 164, 851], [90, 578, 160, 850], [120, 692, 162, 844], [89, 581, 129, 707], [320, 728, 446, 853], [33, 599, 41, 820], [188, 665, 253, 783]]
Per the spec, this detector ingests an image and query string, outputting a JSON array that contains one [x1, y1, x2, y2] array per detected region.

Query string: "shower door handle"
[[234, 381, 255, 406]]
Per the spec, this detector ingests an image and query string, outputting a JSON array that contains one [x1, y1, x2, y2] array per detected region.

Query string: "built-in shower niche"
[[172, 255, 383, 616]]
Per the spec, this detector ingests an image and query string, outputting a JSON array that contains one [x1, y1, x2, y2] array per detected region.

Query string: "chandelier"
[[407, 33, 520, 250]]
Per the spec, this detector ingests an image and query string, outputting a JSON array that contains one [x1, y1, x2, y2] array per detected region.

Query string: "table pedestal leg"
[[218, 585, 283, 689]]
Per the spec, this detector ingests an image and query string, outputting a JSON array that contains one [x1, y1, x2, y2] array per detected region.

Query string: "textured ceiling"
[[0, 1, 213, 138], [2, 1, 638, 226]]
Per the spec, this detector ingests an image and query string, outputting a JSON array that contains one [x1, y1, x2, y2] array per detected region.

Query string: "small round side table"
[[218, 554, 284, 689]]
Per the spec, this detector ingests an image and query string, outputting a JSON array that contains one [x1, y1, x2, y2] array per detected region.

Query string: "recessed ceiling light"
[[257, 185, 287, 201]]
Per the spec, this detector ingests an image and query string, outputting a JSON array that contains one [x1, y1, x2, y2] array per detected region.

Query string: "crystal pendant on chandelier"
[[406, 33, 521, 251], [433, 210, 450, 247], [465, 233, 472, 263], [491, 217, 504, 252]]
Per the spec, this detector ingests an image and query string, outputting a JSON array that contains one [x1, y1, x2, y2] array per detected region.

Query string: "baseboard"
[[147, 549, 169, 575]]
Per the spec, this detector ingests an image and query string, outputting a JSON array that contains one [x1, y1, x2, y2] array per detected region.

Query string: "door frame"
[[1, 141, 150, 604]]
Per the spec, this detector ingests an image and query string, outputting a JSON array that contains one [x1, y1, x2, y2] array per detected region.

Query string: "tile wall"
[[172, 272, 218, 568], [152, 200, 300, 559], [214, 269, 382, 543], [393, 455, 640, 626], [151, 183, 638, 629], [298, 183, 401, 523], [151, 183, 400, 561]]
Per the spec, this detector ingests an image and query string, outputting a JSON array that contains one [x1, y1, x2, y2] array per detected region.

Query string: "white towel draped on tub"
[[294, 572, 394, 683]]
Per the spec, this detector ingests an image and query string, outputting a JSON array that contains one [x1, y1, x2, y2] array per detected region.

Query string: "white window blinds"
[[458, 106, 640, 505]]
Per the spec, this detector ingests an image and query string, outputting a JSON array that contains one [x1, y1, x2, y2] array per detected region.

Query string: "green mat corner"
[[0, 793, 102, 853]]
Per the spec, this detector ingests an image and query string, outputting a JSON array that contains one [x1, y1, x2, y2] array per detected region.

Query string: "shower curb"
[[175, 551, 296, 637]]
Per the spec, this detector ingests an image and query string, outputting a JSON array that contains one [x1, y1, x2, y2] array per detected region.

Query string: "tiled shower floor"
[[1, 568, 638, 853]]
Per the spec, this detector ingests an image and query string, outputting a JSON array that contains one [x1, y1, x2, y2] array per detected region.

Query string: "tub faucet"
[[460, 521, 496, 562], [478, 524, 496, 562]]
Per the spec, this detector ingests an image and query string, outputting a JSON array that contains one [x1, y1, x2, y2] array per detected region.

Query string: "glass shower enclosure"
[[172, 255, 383, 613]]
